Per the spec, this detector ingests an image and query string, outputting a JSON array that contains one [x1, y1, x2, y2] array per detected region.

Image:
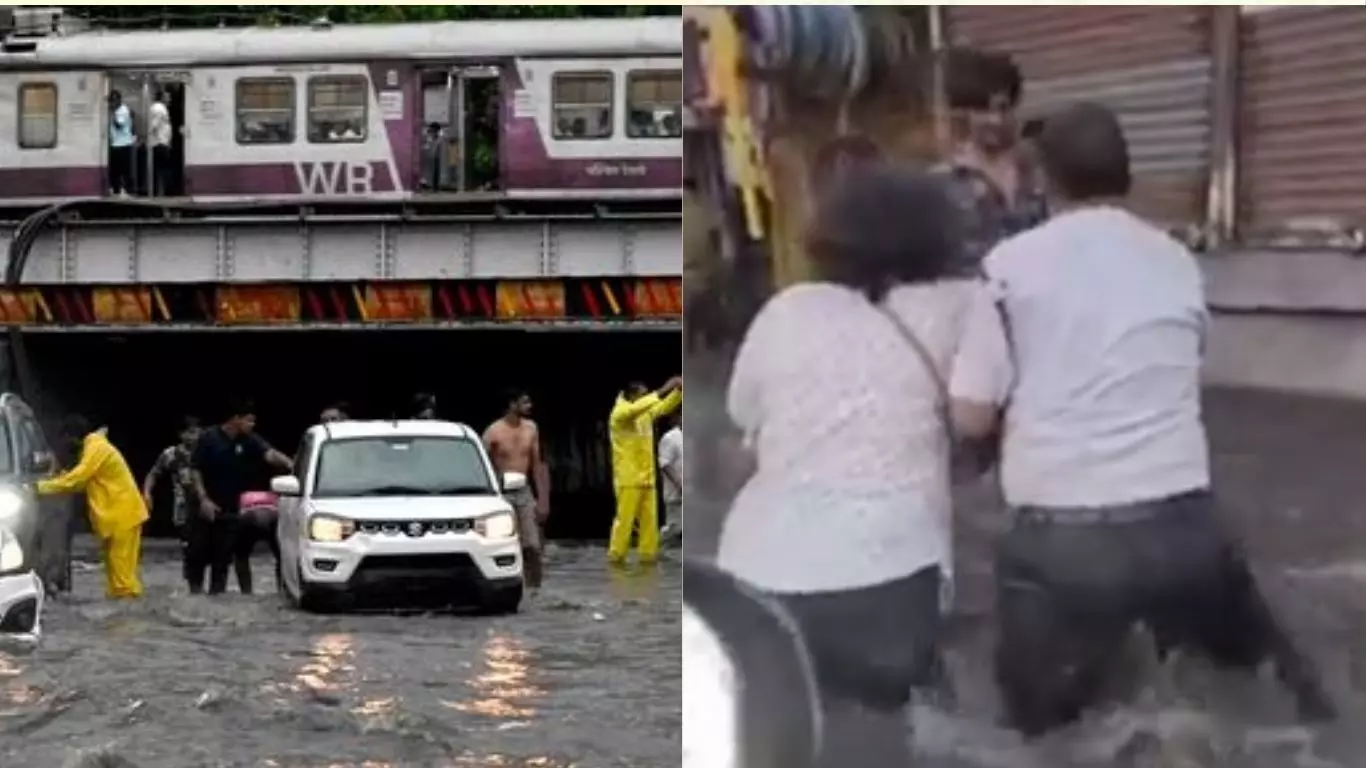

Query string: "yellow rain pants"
[[38, 430, 149, 599], [607, 388, 682, 563]]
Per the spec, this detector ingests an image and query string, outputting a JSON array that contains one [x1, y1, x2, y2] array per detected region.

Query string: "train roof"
[[0, 17, 682, 68]]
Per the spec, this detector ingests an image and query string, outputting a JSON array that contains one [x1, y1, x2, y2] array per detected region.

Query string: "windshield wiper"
[[428, 486, 493, 496], [338, 484, 492, 497], [349, 485, 430, 497]]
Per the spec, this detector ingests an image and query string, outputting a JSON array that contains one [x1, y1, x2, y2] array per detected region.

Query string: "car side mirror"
[[26, 451, 54, 475], [270, 475, 302, 496]]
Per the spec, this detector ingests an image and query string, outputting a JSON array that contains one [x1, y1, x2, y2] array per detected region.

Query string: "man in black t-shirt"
[[190, 400, 292, 595]]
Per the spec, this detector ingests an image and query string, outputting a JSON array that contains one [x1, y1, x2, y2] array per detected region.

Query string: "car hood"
[[308, 495, 512, 521]]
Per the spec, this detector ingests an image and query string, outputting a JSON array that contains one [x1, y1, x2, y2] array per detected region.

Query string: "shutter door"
[[1238, 8, 1366, 245], [946, 8, 1214, 231]]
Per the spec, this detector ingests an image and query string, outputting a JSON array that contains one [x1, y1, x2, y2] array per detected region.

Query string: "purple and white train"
[[0, 15, 682, 207]]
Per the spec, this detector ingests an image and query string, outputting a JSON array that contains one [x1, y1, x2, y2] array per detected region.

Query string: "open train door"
[[104, 69, 190, 197], [417, 64, 501, 193]]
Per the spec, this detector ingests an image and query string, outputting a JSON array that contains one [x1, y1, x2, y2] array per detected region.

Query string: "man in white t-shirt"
[[148, 90, 173, 197], [657, 413, 683, 546], [950, 102, 1332, 736]]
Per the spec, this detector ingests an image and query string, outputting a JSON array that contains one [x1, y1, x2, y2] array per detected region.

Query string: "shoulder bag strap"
[[875, 305, 959, 443]]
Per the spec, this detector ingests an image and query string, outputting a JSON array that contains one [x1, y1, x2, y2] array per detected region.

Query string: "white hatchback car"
[[273, 419, 523, 614]]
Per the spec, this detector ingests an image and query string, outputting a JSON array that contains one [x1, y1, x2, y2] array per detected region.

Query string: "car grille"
[[355, 519, 475, 538]]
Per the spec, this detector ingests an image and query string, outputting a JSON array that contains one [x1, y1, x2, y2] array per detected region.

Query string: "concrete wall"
[[1203, 249, 1366, 400]]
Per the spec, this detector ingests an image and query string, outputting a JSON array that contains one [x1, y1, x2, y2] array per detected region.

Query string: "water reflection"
[[608, 562, 662, 603], [442, 634, 543, 722]]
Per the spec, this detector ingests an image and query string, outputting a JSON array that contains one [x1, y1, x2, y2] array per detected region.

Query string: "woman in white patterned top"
[[716, 167, 983, 767]]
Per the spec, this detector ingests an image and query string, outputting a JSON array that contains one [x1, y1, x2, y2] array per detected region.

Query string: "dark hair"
[[624, 380, 648, 394], [1036, 102, 1132, 202], [227, 399, 256, 419], [328, 400, 350, 414], [109, 89, 122, 101], [943, 48, 1022, 110], [412, 392, 436, 414], [180, 415, 201, 432], [504, 388, 528, 406], [60, 413, 91, 441], [805, 165, 963, 302]]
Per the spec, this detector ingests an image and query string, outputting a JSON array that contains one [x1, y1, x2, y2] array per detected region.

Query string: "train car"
[[0, 16, 682, 207]]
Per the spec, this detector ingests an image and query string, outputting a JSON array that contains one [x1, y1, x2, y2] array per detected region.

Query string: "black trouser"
[[109, 145, 133, 193], [152, 144, 172, 196], [994, 489, 1334, 737], [233, 511, 280, 595], [184, 509, 244, 595], [770, 565, 942, 768]]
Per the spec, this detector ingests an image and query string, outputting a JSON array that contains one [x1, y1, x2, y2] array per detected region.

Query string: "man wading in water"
[[483, 390, 551, 590], [949, 102, 1334, 735]]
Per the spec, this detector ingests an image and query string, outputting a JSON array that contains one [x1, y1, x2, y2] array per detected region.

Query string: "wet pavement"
[[688, 384, 1366, 766], [0, 543, 680, 768]]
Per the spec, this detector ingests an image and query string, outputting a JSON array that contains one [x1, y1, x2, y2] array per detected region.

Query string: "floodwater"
[[0, 544, 681, 768], [687, 382, 1366, 767]]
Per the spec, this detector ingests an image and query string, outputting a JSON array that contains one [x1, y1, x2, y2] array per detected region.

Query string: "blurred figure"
[[608, 376, 682, 565], [949, 102, 1333, 735], [319, 402, 349, 424], [191, 400, 293, 595], [148, 89, 173, 196], [142, 415, 202, 590], [38, 415, 148, 599], [107, 90, 135, 196], [483, 389, 551, 590], [937, 49, 1048, 272], [716, 167, 977, 767], [657, 411, 683, 546], [412, 392, 438, 420]]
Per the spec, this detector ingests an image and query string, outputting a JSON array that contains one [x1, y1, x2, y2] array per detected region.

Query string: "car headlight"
[[0, 486, 24, 526], [475, 511, 516, 539], [0, 530, 23, 573], [307, 514, 355, 542]]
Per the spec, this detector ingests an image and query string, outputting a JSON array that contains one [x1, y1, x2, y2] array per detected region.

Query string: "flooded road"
[[687, 384, 1366, 767], [0, 544, 680, 768]]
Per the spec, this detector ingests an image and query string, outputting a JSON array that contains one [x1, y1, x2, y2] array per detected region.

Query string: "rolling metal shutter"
[[1237, 7, 1366, 246], [946, 7, 1214, 231]]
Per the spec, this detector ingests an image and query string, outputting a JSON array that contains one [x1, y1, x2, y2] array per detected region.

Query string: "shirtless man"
[[483, 389, 551, 589]]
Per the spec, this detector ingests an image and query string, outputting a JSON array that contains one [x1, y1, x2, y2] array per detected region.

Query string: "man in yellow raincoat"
[[608, 376, 682, 564], [37, 415, 148, 599]]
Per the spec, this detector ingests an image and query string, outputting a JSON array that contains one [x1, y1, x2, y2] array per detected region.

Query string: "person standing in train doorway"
[[108, 90, 135, 197], [483, 390, 551, 590], [607, 376, 682, 566], [148, 89, 173, 197]]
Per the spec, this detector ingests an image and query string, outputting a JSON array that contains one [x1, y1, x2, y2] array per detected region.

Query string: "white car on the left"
[[0, 393, 59, 649]]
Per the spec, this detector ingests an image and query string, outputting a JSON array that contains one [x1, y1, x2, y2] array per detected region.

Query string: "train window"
[[307, 76, 368, 144], [235, 78, 296, 145], [18, 83, 58, 150], [626, 70, 682, 139], [551, 72, 613, 140]]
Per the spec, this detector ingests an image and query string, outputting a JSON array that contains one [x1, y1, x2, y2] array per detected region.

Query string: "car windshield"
[[312, 436, 493, 498]]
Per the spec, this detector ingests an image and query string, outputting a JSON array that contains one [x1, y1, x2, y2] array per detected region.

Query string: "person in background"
[[607, 376, 682, 565], [949, 102, 1333, 735], [191, 400, 293, 595], [412, 392, 438, 420], [37, 415, 148, 600], [142, 415, 202, 591], [716, 167, 978, 767], [936, 49, 1048, 273], [320, 402, 349, 424], [108, 90, 135, 197], [148, 89, 173, 197], [483, 389, 551, 590], [657, 411, 683, 547]]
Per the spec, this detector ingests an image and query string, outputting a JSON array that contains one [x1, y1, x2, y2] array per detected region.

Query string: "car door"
[[278, 433, 315, 564], [11, 402, 66, 588]]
